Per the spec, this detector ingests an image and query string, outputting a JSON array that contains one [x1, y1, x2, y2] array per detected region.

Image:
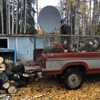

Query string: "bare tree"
[[6, 0, 8, 34], [12, 0, 14, 34], [20, 0, 23, 33], [15, 0, 19, 34], [0, 0, 4, 34], [24, 0, 27, 33], [61, 0, 100, 35], [8, 0, 10, 34], [74, 0, 80, 35]]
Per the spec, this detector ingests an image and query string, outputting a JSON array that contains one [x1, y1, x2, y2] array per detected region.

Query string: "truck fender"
[[61, 61, 89, 73]]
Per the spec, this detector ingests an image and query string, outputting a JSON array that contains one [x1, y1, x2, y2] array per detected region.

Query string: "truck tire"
[[64, 69, 83, 90]]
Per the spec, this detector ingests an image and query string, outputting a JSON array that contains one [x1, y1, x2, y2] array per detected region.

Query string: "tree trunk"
[[8, 0, 10, 34], [12, 0, 14, 34], [16, 0, 18, 34], [6, 0, 8, 34], [24, 0, 27, 33], [89, 0, 92, 35], [0, 0, 4, 34], [20, 0, 23, 33], [75, 0, 80, 35]]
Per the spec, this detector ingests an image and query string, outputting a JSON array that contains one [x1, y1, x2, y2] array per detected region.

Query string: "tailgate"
[[22, 60, 42, 72]]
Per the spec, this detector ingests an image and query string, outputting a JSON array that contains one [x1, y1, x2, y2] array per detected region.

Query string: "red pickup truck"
[[41, 51, 100, 90], [25, 36, 100, 90]]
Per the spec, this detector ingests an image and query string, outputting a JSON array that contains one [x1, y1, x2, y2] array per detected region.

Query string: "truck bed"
[[42, 52, 100, 59]]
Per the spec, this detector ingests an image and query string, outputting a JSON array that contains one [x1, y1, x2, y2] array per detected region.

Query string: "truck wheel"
[[64, 69, 83, 90]]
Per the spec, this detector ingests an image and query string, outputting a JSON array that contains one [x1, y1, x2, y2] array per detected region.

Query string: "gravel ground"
[[9, 75, 100, 100]]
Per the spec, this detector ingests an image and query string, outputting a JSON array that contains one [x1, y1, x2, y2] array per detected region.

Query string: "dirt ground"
[[9, 75, 100, 100]]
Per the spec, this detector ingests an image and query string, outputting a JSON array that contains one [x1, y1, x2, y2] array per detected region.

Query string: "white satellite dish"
[[38, 6, 61, 33]]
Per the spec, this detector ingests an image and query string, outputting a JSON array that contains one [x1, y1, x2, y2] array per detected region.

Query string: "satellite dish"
[[38, 6, 61, 33]]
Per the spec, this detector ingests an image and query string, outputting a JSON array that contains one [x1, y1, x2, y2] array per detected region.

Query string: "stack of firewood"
[[62, 37, 100, 53], [72, 37, 100, 52], [43, 37, 100, 53], [0, 57, 29, 94]]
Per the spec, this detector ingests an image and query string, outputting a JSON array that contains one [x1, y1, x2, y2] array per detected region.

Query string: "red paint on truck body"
[[41, 52, 100, 75]]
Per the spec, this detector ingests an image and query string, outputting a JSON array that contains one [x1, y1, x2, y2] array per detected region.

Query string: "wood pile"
[[61, 37, 100, 53], [0, 57, 30, 94], [43, 37, 100, 53]]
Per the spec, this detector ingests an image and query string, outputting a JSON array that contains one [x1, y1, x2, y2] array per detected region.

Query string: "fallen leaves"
[[9, 76, 100, 100]]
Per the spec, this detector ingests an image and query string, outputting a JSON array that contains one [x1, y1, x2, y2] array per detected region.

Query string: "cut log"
[[70, 46, 76, 52], [78, 46, 95, 52], [12, 64, 25, 73], [0, 72, 9, 83], [11, 73, 20, 81], [8, 83, 17, 94], [94, 39, 98, 44], [2, 82, 10, 89], [4, 70, 14, 79], [78, 40, 97, 52], [93, 44, 98, 48], [64, 49, 68, 53], [96, 49, 100, 52], [5, 59, 13, 64], [64, 40, 67, 45], [89, 41, 93, 45], [36, 72, 42, 78], [0, 94, 7, 99], [16, 72, 22, 77], [0, 90, 6, 93], [11, 72, 23, 82], [0, 57, 4, 64], [8, 86, 17, 94], [60, 36, 71, 50], [5, 59, 14, 71], [17, 80, 26, 87], [21, 73, 29, 83], [10, 80, 15, 83], [79, 43, 85, 47], [0, 63, 6, 71]]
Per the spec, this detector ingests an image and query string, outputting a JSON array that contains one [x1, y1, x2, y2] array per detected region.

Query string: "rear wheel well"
[[62, 65, 86, 76]]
